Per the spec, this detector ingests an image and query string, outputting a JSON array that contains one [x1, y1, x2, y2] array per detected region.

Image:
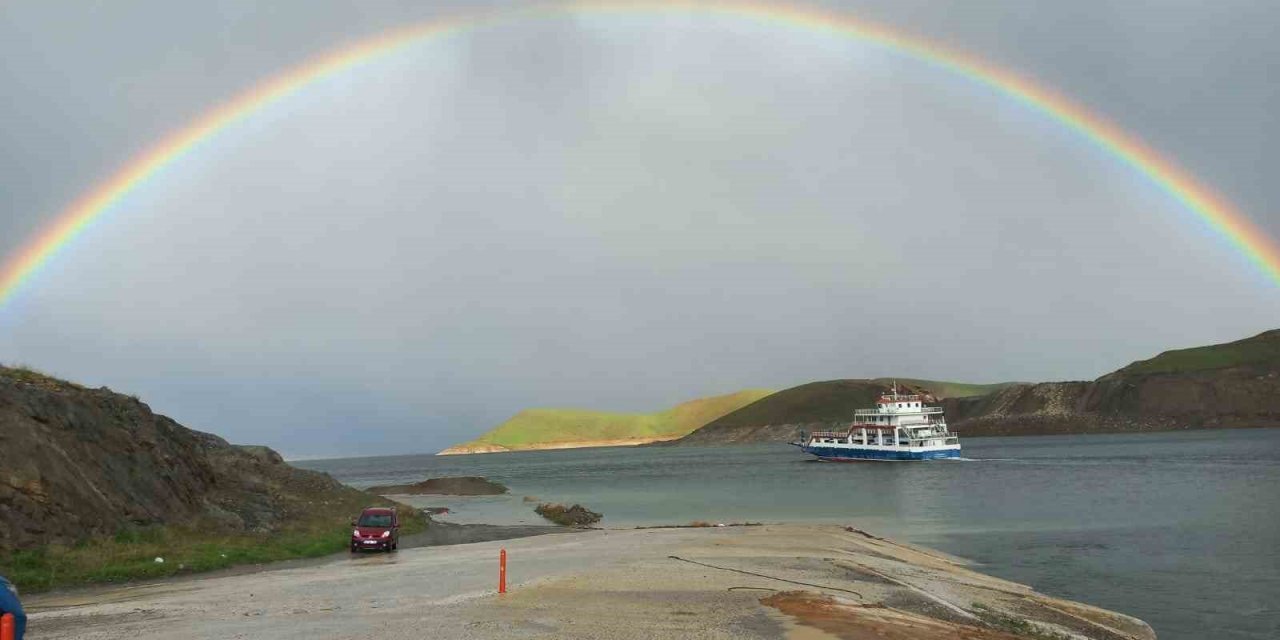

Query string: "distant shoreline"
[[437, 425, 1278, 457], [436, 435, 682, 455]]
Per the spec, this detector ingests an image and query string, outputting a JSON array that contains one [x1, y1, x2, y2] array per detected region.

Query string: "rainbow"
[[3, 1, 1278, 308]]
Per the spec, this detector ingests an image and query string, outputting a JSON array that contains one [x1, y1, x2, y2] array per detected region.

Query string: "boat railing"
[[880, 393, 922, 401], [844, 421, 949, 430], [807, 430, 847, 439], [854, 407, 944, 415], [807, 423, 957, 441]]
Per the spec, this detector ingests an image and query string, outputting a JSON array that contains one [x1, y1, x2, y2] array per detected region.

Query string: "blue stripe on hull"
[[801, 445, 960, 461]]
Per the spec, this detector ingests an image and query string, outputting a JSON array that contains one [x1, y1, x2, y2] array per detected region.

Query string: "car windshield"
[[358, 513, 392, 527]]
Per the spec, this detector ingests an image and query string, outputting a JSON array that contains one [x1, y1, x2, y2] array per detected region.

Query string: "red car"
[[350, 507, 400, 552]]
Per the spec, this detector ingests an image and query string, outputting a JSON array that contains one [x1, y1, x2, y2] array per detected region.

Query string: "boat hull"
[[799, 444, 960, 461]]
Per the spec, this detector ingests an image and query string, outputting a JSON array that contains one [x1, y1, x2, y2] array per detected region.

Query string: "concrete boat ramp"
[[27, 524, 1155, 639]]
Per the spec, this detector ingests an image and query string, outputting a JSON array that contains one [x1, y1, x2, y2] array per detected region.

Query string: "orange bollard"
[[499, 548, 507, 594], [1, 612, 13, 640]]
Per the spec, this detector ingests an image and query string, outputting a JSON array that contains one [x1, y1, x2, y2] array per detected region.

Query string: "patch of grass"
[[0, 507, 426, 593], [0, 364, 84, 390], [453, 389, 775, 450], [970, 603, 1072, 640]]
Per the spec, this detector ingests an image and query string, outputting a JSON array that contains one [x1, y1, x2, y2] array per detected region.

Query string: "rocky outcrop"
[[945, 365, 1280, 435], [534, 503, 603, 527], [945, 330, 1280, 435], [366, 476, 508, 496], [0, 367, 369, 551]]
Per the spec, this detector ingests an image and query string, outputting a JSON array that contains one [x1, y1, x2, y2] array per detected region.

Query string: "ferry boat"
[[792, 385, 960, 461]]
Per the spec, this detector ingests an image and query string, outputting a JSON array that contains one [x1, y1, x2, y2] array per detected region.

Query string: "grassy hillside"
[[695, 378, 1006, 431], [685, 380, 889, 433], [1107, 329, 1280, 377], [2, 488, 425, 593], [446, 389, 775, 452], [870, 378, 1017, 399], [676, 377, 1010, 445], [0, 363, 426, 592]]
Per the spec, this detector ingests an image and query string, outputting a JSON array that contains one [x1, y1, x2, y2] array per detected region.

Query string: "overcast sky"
[[1, 1, 1277, 458]]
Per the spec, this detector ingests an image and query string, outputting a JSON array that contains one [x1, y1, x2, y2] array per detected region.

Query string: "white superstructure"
[[794, 384, 961, 461]]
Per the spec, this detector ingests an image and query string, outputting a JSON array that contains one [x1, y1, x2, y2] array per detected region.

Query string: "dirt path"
[[25, 525, 1155, 640]]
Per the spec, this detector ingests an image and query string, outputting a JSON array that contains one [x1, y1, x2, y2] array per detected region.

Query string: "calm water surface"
[[300, 428, 1280, 640]]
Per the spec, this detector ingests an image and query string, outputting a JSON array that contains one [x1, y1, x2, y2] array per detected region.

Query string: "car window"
[[358, 513, 393, 527]]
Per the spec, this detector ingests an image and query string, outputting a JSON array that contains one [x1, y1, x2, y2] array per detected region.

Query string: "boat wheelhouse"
[[792, 386, 960, 461]]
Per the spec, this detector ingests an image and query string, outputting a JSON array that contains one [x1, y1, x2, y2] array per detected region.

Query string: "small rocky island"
[[365, 476, 508, 496], [534, 503, 602, 526]]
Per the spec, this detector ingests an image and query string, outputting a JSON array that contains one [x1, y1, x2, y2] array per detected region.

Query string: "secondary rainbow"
[[3, 1, 1277, 308]]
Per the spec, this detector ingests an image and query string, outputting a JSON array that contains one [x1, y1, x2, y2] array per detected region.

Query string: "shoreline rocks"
[[365, 476, 508, 496], [533, 503, 602, 526]]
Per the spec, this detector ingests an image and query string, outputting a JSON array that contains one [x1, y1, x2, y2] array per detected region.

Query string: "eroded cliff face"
[[0, 369, 362, 551], [945, 365, 1280, 436]]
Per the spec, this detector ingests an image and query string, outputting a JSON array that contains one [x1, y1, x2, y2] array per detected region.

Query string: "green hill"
[[947, 328, 1280, 435], [870, 378, 1017, 399], [439, 389, 775, 454], [675, 378, 1009, 445], [1105, 329, 1280, 377]]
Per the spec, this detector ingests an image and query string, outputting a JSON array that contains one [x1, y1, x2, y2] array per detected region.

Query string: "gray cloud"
[[1, 1, 1277, 457]]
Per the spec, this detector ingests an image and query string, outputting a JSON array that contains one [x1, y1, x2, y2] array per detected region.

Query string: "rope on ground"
[[667, 555, 863, 599]]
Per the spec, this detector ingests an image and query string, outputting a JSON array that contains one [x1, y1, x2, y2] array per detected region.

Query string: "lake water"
[[299, 428, 1280, 640]]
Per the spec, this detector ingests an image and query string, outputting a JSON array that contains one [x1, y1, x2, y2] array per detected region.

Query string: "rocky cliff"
[[945, 330, 1280, 435], [0, 366, 374, 552]]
